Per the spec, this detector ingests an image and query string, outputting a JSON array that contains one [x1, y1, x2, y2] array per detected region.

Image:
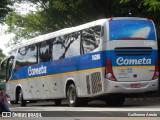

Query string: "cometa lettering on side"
[[28, 65, 47, 76]]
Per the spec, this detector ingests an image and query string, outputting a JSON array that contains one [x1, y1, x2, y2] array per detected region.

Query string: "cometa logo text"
[[116, 57, 151, 65], [28, 65, 47, 76]]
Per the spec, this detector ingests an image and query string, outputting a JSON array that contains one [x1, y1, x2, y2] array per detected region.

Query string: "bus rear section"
[[104, 18, 159, 94]]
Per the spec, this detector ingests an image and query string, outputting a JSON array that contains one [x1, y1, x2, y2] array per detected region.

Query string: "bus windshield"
[[109, 20, 156, 40]]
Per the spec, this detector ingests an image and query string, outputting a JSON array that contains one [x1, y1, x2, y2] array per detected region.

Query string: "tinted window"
[[16, 44, 37, 69], [52, 37, 65, 60], [109, 20, 156, 40], [65, 32, 80, 58], [6, 56, 14, 81], [52, 32, 81, 60], [52, 26, 101, 59], [39, 41, 52, 62], [82, 26, 101, 54]]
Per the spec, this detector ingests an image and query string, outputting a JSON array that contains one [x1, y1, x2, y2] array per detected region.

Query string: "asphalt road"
[[1, 100, 160, 120]]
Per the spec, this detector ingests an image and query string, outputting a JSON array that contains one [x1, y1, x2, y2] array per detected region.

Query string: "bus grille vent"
[[115, 47, 152, 56], [86, 75, 91, 94], [91, 72, 102, 94]]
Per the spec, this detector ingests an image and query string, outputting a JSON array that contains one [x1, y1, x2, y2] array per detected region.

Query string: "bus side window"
[[101, 26, 104, 37], [82, 26, 101, 54], [52, 37, 65, 60], [65, 32, 81, 58], [39, 41, 52, 62], [0, 56, 14, 82], [16, 44, 37, 70], [16, 46, 28, 70], [6, 56, 14, 82]]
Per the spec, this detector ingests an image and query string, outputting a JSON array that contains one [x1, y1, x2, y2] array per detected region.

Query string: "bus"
[[0, 17, 158, 107]]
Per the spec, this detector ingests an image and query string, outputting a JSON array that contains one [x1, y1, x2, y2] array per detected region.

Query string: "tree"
[[120, 0, 160, 41], [0, 0, 12, 22], [143, 0, 160, 12], [6, 0, 160, 44], [5, 0, 126, 42], [0, 49, 5, 62]]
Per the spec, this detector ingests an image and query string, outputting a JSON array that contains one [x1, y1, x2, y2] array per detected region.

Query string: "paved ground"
[[1, 99, 160, 120]]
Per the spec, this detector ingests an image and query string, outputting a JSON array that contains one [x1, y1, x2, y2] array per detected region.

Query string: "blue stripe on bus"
[[11, 50, 157, 80]]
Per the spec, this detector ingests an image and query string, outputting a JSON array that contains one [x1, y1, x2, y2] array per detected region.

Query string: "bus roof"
[[111, 17, 147, 20], [12, 17, 149, 50], [12, 19, 107, 50]]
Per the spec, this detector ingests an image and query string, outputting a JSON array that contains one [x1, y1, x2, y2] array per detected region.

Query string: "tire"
[[19, 90, 26, 107], [67, 84, 80, 107], [105, 94, 125, 106], [10, 101, 18, 104], [54, 99, 61, 106]]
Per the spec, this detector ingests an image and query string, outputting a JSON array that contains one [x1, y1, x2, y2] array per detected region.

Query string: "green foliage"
[[6, 11, 47, 40], [5, 0, 160, 43], [6, 0, 127, 42], [0, 0, 12, 22], [0, 49, 5, 62], [144, 0, 160, 12], [120, 0, 160, 12]]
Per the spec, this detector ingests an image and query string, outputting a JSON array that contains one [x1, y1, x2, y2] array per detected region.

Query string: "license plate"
[[131, 84, 141, 88]]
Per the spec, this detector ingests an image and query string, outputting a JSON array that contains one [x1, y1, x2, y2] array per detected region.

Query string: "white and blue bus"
[[0, 17, 159, 107]]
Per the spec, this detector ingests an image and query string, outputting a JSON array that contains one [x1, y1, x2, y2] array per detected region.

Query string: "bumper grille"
[[115, 47, 152, 56]]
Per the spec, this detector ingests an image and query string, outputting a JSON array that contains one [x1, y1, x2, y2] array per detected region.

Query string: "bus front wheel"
[[19, 90, 26, 107], [10, 101, 18, 104], [67, 84, 79, 107]]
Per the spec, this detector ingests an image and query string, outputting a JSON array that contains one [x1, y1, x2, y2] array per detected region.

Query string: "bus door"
[[0, 56, 14, 90]]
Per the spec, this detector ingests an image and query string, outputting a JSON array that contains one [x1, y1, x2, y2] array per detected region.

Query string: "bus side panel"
[[49, 76, 65, 99], [75, 51, 108, 97]]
